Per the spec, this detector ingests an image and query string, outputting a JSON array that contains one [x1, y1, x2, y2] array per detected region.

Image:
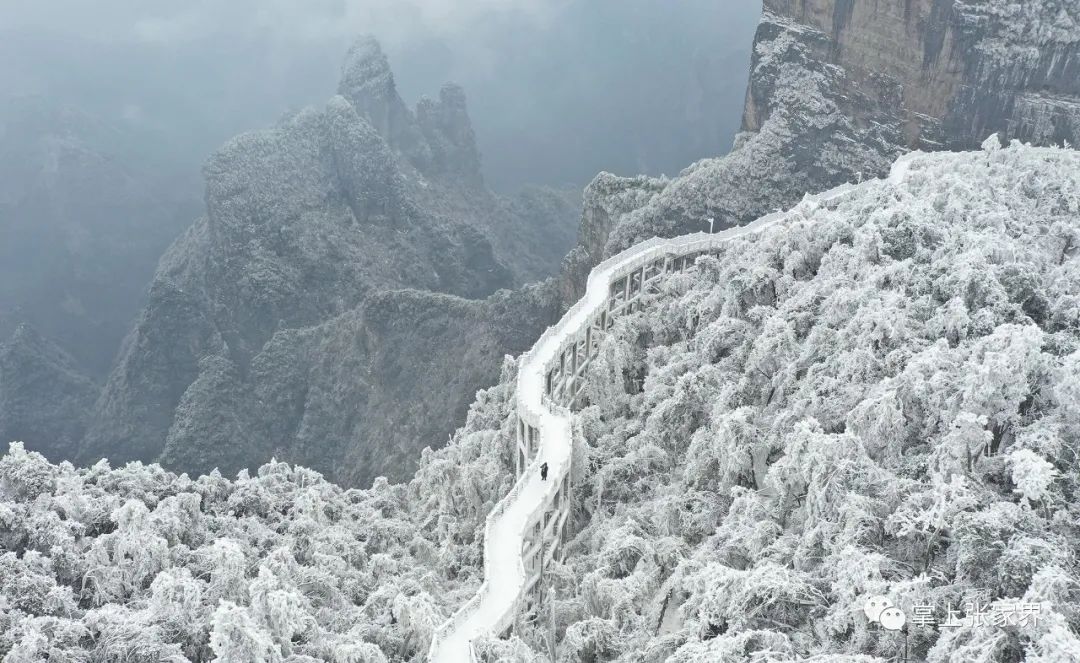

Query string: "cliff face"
[[563, 0, 1079, 287], [744, 0, 1080, 149], [80, 39, 578, 485]]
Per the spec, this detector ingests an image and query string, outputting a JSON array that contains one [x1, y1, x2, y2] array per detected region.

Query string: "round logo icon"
[[879, 606, 907, 631], [863, 595, 893, 623]]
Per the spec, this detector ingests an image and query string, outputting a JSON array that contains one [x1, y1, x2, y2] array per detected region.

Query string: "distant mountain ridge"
[[77, 38, 579, 485]]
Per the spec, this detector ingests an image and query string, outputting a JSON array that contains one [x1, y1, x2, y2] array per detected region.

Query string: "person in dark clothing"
[[540, 462, 549, 481]]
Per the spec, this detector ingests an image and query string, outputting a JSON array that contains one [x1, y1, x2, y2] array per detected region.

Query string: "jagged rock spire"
[[338, 36, 483, 185], [416, 84, 483, 187], [338, 36, 430, 168]]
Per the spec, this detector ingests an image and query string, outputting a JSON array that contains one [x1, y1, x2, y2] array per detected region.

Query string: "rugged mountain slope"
[[744, 0, 1080, 150], [562, 0, 1080, 289], [0, 98, 200, 461], [519, 143, 1080, 662], [4, 144, 1077, 663], [80, 39, 578, 485]]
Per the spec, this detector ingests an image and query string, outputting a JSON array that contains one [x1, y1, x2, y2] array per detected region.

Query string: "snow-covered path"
[[428, 155, 916, 662]]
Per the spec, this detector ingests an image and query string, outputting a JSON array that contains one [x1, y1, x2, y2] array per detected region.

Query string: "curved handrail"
[[428, 154, 917, 662]]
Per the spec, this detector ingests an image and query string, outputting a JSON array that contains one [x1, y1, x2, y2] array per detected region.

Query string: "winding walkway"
[[428, 154, 917, 662]]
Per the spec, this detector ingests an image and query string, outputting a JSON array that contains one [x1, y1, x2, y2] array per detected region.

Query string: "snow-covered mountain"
[[13, 1, 1078, 493], [566, 0, 1079, 269], [75, 38, 579, 487], [3, 142, 1077, 661], [536, 142, 1080, 662], [3, 2, 1080, 660], [746, 1, 1080, 150]]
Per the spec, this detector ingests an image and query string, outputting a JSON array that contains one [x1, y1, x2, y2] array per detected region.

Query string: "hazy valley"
[[1, 1, 1079, 662]]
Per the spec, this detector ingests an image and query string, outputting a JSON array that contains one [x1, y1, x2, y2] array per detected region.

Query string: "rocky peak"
[[337, 37, 485, 184], [324, 95, 409, 227], [747, 0, 1080, 149], [6, 322, 47, 354], [416, 84, 483, 187], [78, 39, 579, 486], [338, 36, 430, 167]]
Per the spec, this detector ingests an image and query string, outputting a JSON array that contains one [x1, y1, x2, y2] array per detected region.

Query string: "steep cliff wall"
[[561, 0, 1079, 297], [745, 0, 1080, 149]]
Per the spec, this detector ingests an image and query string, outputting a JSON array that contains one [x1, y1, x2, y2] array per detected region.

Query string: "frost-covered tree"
[[2, 144, 1078, 662], [524, 144, 1080, 661], [0, 357, 524, 662]]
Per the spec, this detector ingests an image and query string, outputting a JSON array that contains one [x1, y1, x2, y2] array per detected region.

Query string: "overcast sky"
[[1, 0, 762, 190], [0, 0, 563, 43]]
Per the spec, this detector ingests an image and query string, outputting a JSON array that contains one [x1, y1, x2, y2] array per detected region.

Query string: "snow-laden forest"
[[519, 143, 1080, 663], [0, 388, 511, 662], [2, 143, 1080, 662]]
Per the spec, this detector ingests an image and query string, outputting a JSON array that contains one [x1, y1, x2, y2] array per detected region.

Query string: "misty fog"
[[4, 2, 1080, 661], [1, 0, 761, 191], [0, 0, 761, 396]]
